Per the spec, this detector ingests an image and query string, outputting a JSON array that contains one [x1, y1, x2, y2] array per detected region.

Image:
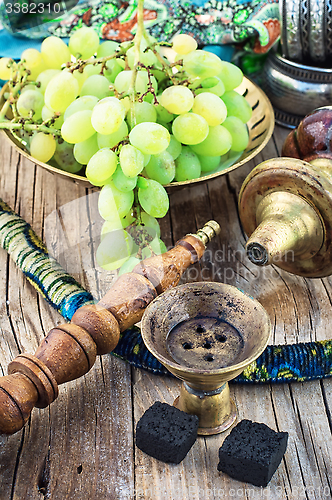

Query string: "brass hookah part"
[[238, 107, 332, 278], [0, 220, 220, 435]]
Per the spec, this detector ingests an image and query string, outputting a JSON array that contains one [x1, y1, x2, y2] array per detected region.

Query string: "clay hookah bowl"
[[141, 282, 271, 435], [239, 107, 332, 277]]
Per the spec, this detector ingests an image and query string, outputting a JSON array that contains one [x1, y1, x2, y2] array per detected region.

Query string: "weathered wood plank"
[[0, 134, 134, 500], [133, 129, 332, 500], [1, 120, 332, 500]]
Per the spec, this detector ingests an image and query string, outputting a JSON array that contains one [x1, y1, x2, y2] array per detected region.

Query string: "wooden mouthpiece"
[[0, 223, 219, 435]]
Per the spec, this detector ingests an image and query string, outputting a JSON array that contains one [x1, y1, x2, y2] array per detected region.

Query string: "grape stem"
[[66, 43, 134, 73], [136, 62, 158, 104], [0, 62, 27, 120], [0, 120, 61, 135], [133, 186, 142, 226], [142, 32, 178, 84], [127, 0, 145, 127]]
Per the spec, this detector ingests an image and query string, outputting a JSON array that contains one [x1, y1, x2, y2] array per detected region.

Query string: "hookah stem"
[[0, 197, 221, 434]]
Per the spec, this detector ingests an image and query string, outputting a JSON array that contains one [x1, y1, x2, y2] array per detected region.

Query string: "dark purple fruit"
[[282, 107, 332, 162]]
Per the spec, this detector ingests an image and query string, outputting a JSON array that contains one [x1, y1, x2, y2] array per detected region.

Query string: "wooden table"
[[1, 124, 332, 500]]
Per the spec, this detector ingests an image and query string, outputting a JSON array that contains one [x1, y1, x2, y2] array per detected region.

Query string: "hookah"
[[1, 0, 332, 435], [2, 104, 332, 436]]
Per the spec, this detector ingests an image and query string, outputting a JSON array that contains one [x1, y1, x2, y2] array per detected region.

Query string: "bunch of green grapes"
[[0, 29, 251, 272]]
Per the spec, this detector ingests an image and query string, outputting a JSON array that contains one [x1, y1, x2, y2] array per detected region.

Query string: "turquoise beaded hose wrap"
[[1, 197, 332, 383]]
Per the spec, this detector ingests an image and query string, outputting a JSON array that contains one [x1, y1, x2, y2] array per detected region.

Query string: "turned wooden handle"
[[0, 230, 213, 435]]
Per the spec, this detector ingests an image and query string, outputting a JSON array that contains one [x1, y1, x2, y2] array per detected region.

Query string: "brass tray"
[[0, 76, 274, 189]]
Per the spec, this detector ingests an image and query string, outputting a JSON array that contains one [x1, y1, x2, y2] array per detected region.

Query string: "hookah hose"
[[1, 197, 332, 384]]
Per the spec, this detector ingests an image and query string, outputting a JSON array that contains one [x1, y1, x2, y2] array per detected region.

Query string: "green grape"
[[41, 36, 71, 70], [151, 68, 168, 84], [145, 151, 175, 185], [221, 91, 252, 123], [155, 96, 174, 123], [17, 90, 44, 120], [101, 212, 135, 239], [129, 122, 170, 155], [83, 63, 103, 77], [97, 121, 128, 149], [192, 92, 227, 126], [86, 148, 118, 186], [0, 57, 12, 80], [41, 105, 64, 128], [172, 113, 209, 145], [120, 96, 130, 113], [73, 134, 99, 164], [69, 27, 100, 59], [19, 129, 32, 147], [217, 61, 243, 91], [222, 116, 249, 152], [21, 84, 38, 94], [21, 48, 46, 80], [166, 135, 182, 159], [30, 132, 56, 163], [113, 70, 135, 93], [137, 177, 169, 218], [144, 154, 151, 166], [175, 147, 201, 181], [197, 154, 221, 172], [104, 60, 123, 83], [112, 165, 137, 192], [141, 237, 167, 258], [119, 144, 145, 177], [121, 210, 136, 228], [126, 101, 157, 128], [64, 95, 99, 121], [160, 86, 194, 115], [126, 40, 158, 69], [80, 75, 111, 99], [118, 255, 141, 275], [140, 211, 161, 237], [183, 50, 223, 79], [172, 34, 198, 55], [114, 70, 158, 96], [70, 69, 87, 91], [196, 76, 225, 97], [156, 120, 172, 132], [61, 110, 95, 144], [96, 229, 133, 271], [53, 140, 82, 173], [128, 223, 157, 246], [36, 69, 61, 93], [91, 96, 126, 134], [190, 125, 232, 156], [96, 40, 119, 58], [45, 71, 79, 113], [98, 181, 134, 219]]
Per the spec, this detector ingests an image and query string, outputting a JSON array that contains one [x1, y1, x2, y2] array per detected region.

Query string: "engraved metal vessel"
[[262, 0, 332, 128], [262, 50, 332, 128]]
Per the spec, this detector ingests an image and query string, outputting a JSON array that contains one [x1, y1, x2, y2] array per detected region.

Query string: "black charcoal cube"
[[135, 401, 199, 464], [217, 419, 288, 487]]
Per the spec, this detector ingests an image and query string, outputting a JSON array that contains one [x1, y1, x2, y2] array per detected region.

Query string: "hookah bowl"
[[261, 0, 332, 128], [238, 107, 332, 277], [141, 282, 271, 435]]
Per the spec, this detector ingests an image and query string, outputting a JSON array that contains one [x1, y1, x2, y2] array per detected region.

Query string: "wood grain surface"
[[0, 125, 332, 500]]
